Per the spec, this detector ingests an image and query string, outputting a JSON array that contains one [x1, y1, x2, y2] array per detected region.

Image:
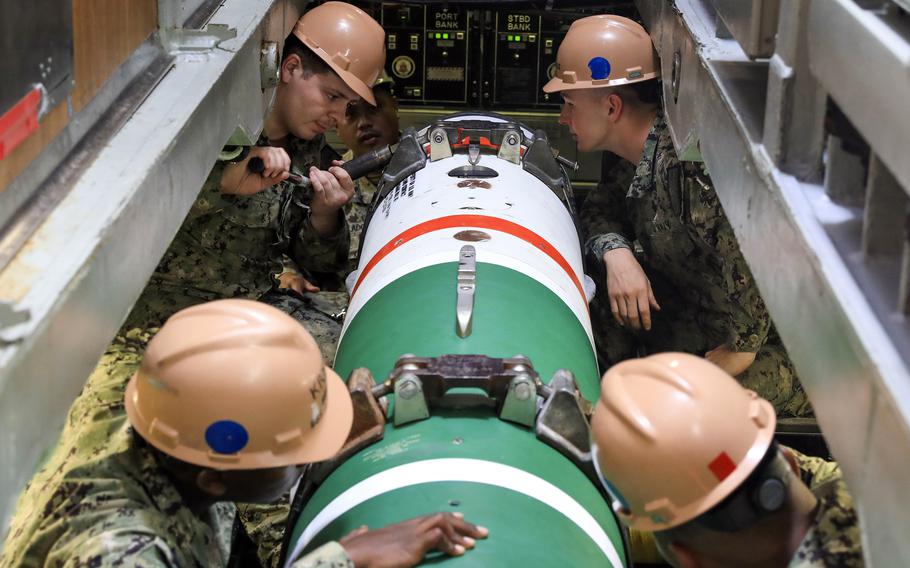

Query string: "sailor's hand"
[[308, 165, 355, 236], [277, 272, 320, 294], [603, 248, 660, 331], [221, 146, 290, 195], [705, 345, 757, 377], [340, 512, 488, 568]]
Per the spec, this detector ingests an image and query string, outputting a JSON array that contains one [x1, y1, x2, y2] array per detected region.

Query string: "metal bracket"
[[393, 360, 431, 426], [260, 41, 279, 89], [467, 143, 481, 165], [374, 354, 543, 427], [282, 367, 388, 561], [429, 127, 453, 162], [0, 302, 30, 328], [497, 130, 521, 165], [456, 245, 476, 338], [378, 128, 427, 198], [166, 24, 238, 53], [522, 129, 573, 212], [500, 369, 538, 427], [535, 369, 595, 476], [0, 302, 30, 344], [311, 368, 388, 476]]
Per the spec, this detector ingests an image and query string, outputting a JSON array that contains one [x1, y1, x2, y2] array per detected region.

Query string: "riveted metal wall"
[[635, 1, 910, 564]]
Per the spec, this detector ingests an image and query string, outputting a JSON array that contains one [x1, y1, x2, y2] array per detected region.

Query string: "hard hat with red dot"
[[590, 353, 777, 532]]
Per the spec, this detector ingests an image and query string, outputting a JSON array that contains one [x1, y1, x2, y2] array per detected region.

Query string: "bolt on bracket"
[[429, 127, 452, 161]]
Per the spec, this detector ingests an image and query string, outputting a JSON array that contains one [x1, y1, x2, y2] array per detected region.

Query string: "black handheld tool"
[[247, 144, 395, 193]]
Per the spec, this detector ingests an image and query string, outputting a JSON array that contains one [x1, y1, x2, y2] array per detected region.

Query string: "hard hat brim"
[[125, 365, 355, 470], [542, 72, 661, 94], [334, 66, 378, 106], [294, 30, 378, 106], [610, 397, 777, 532]]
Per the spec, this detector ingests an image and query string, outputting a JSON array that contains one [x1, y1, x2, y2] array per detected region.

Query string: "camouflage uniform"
[[582, 111, 810, 417], [1, 134, 352, 566], [122, 133, 347, 359], [0, 333, 351, 568], [306, 148, 378, 296], [227, 151, 386, 566], [788, 448, 865, 567], [284, 147, 379, 332]]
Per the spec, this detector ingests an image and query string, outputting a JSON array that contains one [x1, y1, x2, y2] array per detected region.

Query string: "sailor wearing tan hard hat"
[[546, 15, 811, 420], [590, 353, 863, 568], [2, 300, 486, 566]]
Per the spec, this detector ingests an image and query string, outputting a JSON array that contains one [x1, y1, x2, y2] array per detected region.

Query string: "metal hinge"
[[455, 245, 476, 338]]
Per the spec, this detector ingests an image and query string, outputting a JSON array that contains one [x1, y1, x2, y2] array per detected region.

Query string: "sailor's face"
[[338, 89, 400, 156], [220, 464, 305, 504], [283, 59, 359, 140], [558, 89, 610, 152]]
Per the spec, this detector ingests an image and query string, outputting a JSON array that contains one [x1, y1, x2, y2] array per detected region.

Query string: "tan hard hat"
[[125, 299, 353, 470], [590, 353, 776, 532], [293, 2, 386, 105], [543, 15, 660, 93]]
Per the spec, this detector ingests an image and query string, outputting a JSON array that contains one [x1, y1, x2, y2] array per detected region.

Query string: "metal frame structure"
[[635, 1, 910, 564], [0, 0, 309, 529]]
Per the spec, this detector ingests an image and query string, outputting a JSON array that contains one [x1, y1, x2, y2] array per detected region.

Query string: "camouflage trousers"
[[259, 289, 345, 365], [589, 282, 813, 419]]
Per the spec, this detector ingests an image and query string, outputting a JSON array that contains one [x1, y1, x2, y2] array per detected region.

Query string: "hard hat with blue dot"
[[543, 15, 660, 93], [125, 299, 353, 470]]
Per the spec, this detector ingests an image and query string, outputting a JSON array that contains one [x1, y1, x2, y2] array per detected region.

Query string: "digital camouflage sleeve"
[[787, 448, 865, 567], [289, 542, 354, 568], [124, 133, 348, 332], [583, 112, 773, 353], [0, 342, 235, 567], [581, 153, 636, 259]]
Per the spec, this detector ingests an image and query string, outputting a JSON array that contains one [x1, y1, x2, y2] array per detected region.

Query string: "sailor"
[[1, 300, 487, 567], [545, 15, 809, 417], [590, 353, 863, 567]]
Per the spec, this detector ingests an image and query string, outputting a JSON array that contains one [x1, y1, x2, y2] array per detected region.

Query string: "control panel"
[[382, 5, 473, 105], [366, 2, 636, 110]]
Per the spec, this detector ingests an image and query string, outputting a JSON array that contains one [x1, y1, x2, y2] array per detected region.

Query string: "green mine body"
[[284, 115, 627, 566], [285, 263, 625, 566]]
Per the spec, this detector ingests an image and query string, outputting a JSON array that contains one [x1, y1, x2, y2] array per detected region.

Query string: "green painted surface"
[[336, 262, 600, 400], [286, 263, 624, 566], [289, 411, 627, 566]]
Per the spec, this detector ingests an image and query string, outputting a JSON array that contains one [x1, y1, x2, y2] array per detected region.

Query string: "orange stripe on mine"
[[351, 214, 585, 305]]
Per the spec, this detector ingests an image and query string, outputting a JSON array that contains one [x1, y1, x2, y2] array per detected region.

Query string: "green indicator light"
[[443, 33, 449, 39], [436, 33, 442, 39], [507, 35, 514, 41]]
